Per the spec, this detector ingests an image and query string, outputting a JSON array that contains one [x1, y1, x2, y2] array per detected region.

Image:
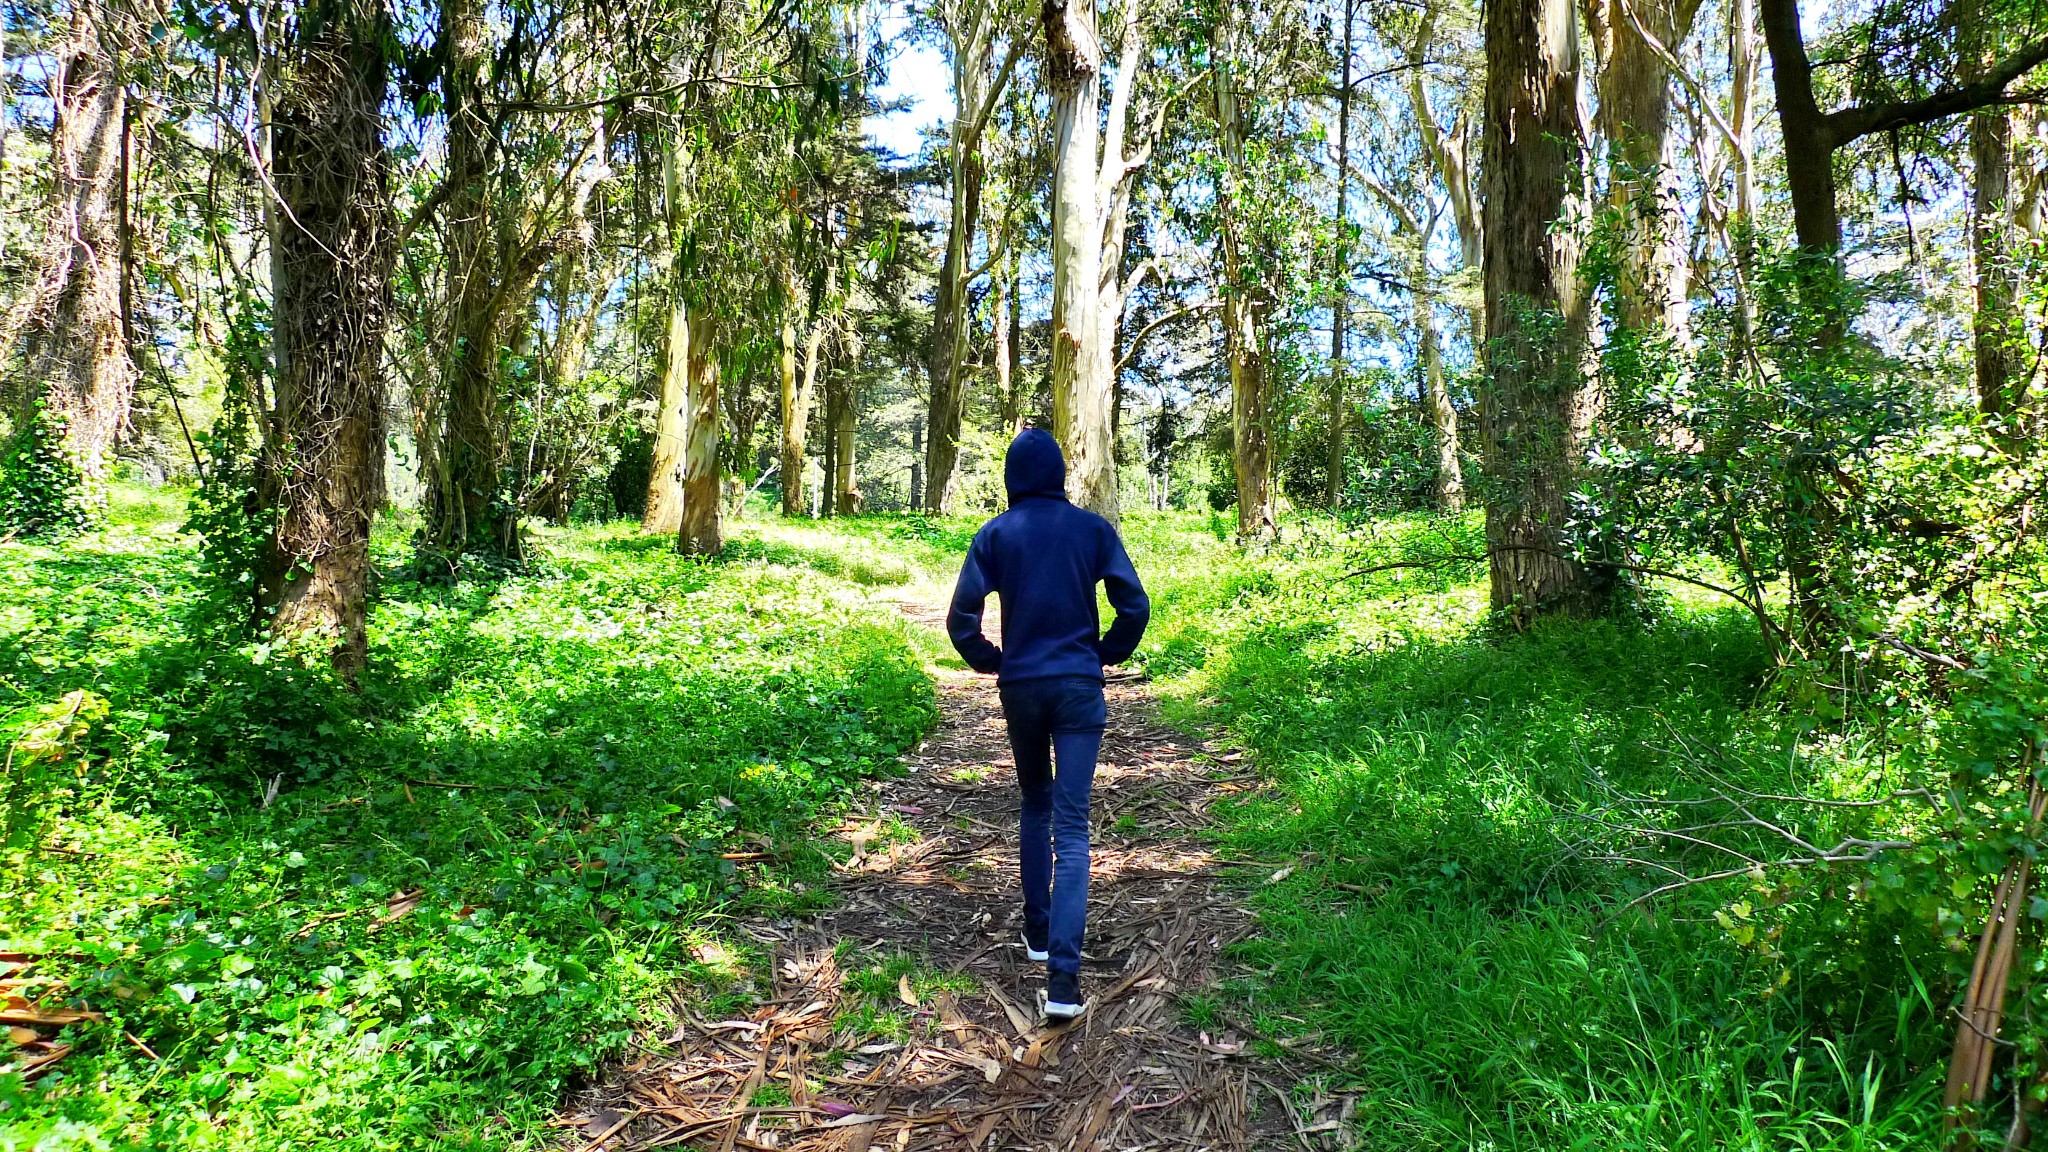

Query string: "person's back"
[[948, 429, 1148, 1023]]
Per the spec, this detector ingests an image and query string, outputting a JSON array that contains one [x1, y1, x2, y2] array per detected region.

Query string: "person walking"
[[947, 429, 1150, 1022]]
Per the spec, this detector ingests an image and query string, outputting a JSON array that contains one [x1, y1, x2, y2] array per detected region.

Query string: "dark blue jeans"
[[999, 675, 1106, 977]]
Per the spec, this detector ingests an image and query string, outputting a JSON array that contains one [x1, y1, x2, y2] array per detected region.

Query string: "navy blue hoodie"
[[948, 430, 1150, 683]]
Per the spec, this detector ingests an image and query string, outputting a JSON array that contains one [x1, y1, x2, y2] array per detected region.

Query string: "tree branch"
[[1825, 36, 2048, 146], [1114, 300, 1220, 374]]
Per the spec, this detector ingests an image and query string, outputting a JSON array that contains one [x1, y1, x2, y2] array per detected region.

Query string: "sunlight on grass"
[[0, 487, 939, 1151]]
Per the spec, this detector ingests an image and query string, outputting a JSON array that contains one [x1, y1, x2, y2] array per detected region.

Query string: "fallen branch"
[[1342, 547, 1789, 648]]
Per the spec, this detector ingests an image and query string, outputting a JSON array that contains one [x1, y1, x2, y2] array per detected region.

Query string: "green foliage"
[[1, 689, 109, 872], [0, 493, 936, 1150], [1586, 249, 1919, 637], [1111, 511, 1951, 1149], [0, 401, 100, 541], [182, 305, 274, 644]]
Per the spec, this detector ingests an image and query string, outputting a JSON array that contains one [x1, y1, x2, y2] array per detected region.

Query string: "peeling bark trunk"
[[5, 0, 135, 478], [923, 146, 982, 511], [677, 310, 721, 554], [1728, 0, 1758, 351], [780, 262, 832, 517], [1043, 0, 1116, 520], [1481, 0, 1604, 624], [924, 11, 1001, 512], [425, 0, 518, 559], [1416, 253, 1463, 512], [1408, 11, 1483, 356], [259, 0, 394, 677], [1593, 0, 1704, 336], [833, 386, 857, 515], [644, 285, 690, 534], [1092, 10, 1151, 507], [994, 252, 1022, 437], [778, 294, 802, 516]]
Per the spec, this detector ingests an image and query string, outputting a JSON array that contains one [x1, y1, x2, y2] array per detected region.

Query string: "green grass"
[[1116, 510, 1947, 1150], [1, 490, 938, 1150], [3, 495, 1962, 1150]]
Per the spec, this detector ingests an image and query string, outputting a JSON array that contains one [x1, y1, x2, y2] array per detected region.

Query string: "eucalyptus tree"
[[1358, 0, 1479, 513], [255, 0, 396, 675], [983, 75, 1051, 440], [779, 11, 905, 519], [1583, 0, 1710, 338], [412, 0, 614, 572], [648, 2, 873, 549], [1204, 0, 1319, 538], [1042, 0, 1175, 521], [1759, 0, 2048, 269], [641, 5, 775, 548], [1961, 0, 2033, 429], [921, 0, 1021, 511], [1478, 0, 1605, 623], [1324, 0, 1354, 508], [0, 0, 139, 485]]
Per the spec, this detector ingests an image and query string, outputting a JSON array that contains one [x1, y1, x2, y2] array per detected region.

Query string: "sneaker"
[[1020, 930, 1048, 963], [1044, 971, 1085, 1023]]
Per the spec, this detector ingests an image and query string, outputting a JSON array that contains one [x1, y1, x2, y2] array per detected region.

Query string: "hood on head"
[[1004, 428, 1068, 502]]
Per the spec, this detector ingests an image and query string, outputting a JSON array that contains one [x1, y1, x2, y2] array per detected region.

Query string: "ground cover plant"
[[0, 490, 936, 1150], [1102, 511, 1969, 1150]]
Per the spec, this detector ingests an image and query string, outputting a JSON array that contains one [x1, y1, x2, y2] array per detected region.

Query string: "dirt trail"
[[559, 600, 1340, 1150]]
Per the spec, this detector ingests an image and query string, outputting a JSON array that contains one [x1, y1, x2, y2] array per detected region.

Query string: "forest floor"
[[554, 595, 1344, 1151]]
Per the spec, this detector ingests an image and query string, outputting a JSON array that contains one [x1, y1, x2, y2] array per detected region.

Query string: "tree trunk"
[[1213, 21, 1275, 540], [1595, 0, 1705, 336], [905, 407, 921, 506], [1968, 15, 2024, 429], [644, 287, 691, 534], [423, 0, 521, 562], [1408, 10, 1483, 358], [1758, 0, 1841, 256], [1223, 290, 1275, 538], [823, 382, 841, 517], [1729, 0, 1758, 351], [923, 26, 995, 513], [1326, 0, 1354, 509], [0, 12, 10, 275], [1416, 250, 1464, 512], [677, 311, 721, 554], [994, 252, 1021, 437], [1089, 8, 1157, 520], [833, 390, 857, 515], [1480, 0, 1603, 624], [923, 151, 981, 512], [1044, 0, 1117, 521], [4, 0, 135, 480], [522, 246, 611, 522], [778, 316, 804, 517], [259, 0, 394, 677]]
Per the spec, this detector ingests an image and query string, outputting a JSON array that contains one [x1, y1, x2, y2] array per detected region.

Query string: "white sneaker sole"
[[1020, 932, 1048, 963], [1037, 988, 1087, 1023]]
